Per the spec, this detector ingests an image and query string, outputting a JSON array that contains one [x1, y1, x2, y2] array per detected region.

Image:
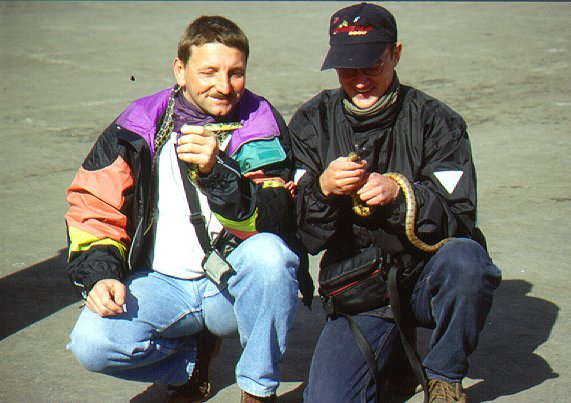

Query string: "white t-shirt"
[[150, 132, 223, 279]]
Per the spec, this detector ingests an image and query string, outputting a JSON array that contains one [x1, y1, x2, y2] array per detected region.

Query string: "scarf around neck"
[[343, 75, 402, 132], [343, 74, 400, 119], [172, 90, 216, 132]]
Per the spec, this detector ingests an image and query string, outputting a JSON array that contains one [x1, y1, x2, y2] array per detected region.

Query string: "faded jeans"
[[67, 233, 299, 397], [303, 238, 502, 403]]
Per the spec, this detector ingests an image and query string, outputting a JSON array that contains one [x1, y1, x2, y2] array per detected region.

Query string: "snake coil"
[[383, 172, 452, 253], [347, 152, 452, 253]]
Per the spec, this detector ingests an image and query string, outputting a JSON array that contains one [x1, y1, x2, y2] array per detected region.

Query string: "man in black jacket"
[[289, 3, 501, 402]]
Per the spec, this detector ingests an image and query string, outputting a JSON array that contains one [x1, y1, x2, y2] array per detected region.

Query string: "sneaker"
[[166, 329, 222, 402], [427, 379, 467, 403], [240, 390, 277, 403]]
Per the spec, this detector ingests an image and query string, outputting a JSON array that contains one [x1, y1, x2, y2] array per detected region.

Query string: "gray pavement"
[[1, 1, 570, 402]]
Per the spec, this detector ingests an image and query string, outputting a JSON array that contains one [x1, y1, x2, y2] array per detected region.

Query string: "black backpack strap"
[[338, 313, 382, 403], [387, 261, 428, 403], [177, 157, 211, 253]]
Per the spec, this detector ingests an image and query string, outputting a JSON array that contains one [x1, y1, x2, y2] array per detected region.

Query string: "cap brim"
[[321, 43, 388, 70]]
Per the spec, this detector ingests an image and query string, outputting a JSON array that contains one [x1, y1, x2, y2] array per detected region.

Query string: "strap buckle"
[[190, 211, 205, 226]]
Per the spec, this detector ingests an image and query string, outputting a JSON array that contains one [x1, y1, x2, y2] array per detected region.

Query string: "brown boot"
[[166, 329, 222, 402], [427, 379, 467, 402], [240, 390, 277, 403]]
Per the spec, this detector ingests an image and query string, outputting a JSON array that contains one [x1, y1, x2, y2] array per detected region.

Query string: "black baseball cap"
[[321, 2, 397, 70]]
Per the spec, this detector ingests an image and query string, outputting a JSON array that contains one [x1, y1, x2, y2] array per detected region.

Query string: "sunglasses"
[[337, 59, 386, 78]]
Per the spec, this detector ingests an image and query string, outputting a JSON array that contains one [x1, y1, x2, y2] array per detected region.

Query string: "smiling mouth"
[[354, 91, 372, 97], [354, 87, 373, 93], [210, 94, 236, 104]]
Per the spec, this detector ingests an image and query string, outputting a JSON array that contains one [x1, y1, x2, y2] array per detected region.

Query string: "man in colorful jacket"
[[65, 16, 309, 403], [289, 3, 501, 402]]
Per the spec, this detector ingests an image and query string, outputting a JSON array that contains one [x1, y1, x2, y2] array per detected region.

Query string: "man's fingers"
[[177, 132, 212, 145], [176, 141, 203, 155], [334, 157, 366, 170], [86, 296, 120, 317], [180, 124, 206, 135], [357, 175, 400, 206], [111, 282, 127, 307], [177, 130, 218, 158], [86, 280, 125, 317]]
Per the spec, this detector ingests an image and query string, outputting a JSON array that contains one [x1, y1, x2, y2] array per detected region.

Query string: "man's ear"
[[392, 42, 402, 67], [173, 58, 186, 87]]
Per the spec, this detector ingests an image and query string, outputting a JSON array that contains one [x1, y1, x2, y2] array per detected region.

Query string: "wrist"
[[318, 175, 332, 196], [198, 162, 215, 176], [392, 180, 400, 201]]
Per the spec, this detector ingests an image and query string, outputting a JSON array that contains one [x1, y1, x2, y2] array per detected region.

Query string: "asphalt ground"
[[1, 2, 570, 402]]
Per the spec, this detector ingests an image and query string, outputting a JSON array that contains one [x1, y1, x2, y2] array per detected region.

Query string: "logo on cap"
[[333, 20, 373, 36]]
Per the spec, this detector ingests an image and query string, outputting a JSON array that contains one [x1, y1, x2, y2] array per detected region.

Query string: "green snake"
[[185, 122, 243, 182], [204, 122, 243, 141], [348, 152, 452, 253], [347, 151, 375, 217]]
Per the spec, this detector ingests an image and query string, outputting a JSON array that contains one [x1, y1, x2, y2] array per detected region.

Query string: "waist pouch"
[[319, 246, 429, 402], [318, 246, 389, 317]]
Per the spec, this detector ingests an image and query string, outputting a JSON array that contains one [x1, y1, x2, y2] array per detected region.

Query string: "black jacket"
[[289, 83, 479, 270]]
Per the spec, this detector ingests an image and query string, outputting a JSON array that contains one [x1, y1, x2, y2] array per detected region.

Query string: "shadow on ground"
[[131, 279, 560, 402], [464, 279, 559, 401], [0, 249, 79, 340], [416, 279, 559, 402], [0, 253, 559, 402]]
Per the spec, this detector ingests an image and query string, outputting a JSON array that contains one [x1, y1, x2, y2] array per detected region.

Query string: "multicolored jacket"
[[65, 86, 312, 302]]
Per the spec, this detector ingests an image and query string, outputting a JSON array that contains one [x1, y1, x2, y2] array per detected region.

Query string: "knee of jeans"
[[437, 238, 500, 293], [68, 325, 113, 372], [239, 233, 299, 283]]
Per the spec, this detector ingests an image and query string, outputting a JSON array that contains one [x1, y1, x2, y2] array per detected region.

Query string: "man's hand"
[[319, 156, 367, 197], [356, 172, 400, 207], [176, 124, 219, 175], [86, 279, 126, 317]]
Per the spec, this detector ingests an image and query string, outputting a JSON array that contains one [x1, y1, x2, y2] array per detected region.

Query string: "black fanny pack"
[[318, 246, 389, 317], [318, 246, 429, 403]]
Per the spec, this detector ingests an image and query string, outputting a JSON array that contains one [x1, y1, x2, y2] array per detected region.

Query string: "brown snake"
[[348, 152, 452, 253]]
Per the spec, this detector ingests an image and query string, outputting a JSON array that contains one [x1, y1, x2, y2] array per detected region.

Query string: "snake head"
[[204, 122, 243, 148], [348, 143, 366, 162]]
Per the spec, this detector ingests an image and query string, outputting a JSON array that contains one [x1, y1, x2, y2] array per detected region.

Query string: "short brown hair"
[[177, 16, 249, 65]]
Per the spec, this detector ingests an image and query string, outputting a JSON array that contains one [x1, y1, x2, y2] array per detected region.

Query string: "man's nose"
[[352, 71, 371, 87], [215, 73, 232, 94]]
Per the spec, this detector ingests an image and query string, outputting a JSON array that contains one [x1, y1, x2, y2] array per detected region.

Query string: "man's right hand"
[[318, 156, 367, 197], [86, 279, 126, 317], [176, 125, 219, 175]]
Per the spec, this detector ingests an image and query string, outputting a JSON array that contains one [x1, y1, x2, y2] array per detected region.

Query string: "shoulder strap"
[[338, 313, 382, 403], [177, 157, 211, 253], [388, 259, 428, 403]]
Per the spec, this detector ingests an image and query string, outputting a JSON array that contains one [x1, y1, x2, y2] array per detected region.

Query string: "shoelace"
[[428, 380, 463, 402]]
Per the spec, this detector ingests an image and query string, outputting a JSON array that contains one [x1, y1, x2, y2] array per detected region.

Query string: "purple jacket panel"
[[115, 87, 172, 159], [114, 87, 279, 160], [227, 89, 281, 156]]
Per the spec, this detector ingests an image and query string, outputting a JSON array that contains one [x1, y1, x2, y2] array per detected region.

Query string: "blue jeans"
[[67, 233, 299, 397], [303, 238, 501, 403]]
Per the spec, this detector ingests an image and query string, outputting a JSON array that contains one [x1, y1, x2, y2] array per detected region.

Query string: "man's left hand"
[[356, 172, 400, 207], [176, 124, 219, 175]]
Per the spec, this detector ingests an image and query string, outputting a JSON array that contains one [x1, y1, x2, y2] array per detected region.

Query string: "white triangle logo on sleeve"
[[293, 169, 307, 185], [434, 171, 463, 194]]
